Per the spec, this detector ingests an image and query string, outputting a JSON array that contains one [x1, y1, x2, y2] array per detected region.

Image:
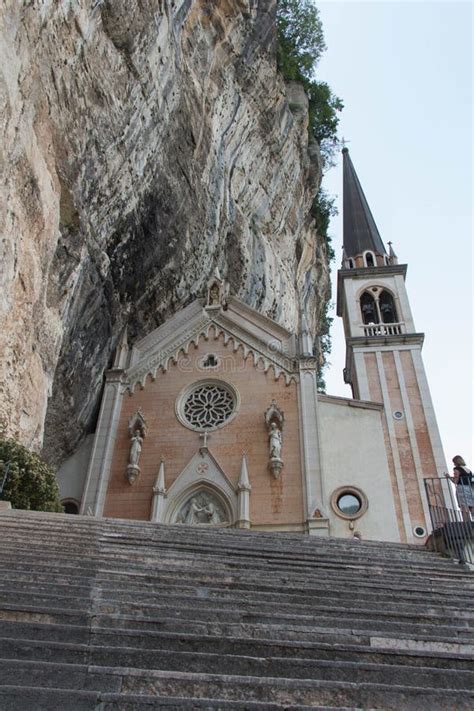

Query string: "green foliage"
[[0, 438, 63, 512], [311, 189, 337, 260], [276, 0, 343, 166], [276, 0, 326, 81]]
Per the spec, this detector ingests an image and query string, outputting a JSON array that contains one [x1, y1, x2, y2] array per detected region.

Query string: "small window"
[[203, 354, 218, 368], [414, 526, 426, 538], [364, 251, 375, 267], [337, 493, 361, 516], [348, 258, 355, 269], [330, 486, 368, 520]]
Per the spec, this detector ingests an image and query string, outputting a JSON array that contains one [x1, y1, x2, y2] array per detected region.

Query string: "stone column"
[[297, 358, 329, 536], [236, 454, 251, 529], [80, 369, 124, 516], [150, 459, 167, 523]]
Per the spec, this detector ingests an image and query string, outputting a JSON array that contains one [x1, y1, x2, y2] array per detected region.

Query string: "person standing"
[[450, 455, 474, 521]]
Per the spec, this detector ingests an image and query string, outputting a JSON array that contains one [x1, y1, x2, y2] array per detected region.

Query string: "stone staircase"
[[0, 510, 472, 710]]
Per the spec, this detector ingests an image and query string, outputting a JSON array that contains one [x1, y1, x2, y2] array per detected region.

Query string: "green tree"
[[276, 0, 343, 165], [0, 437, 63, 512], [276, 0, 326, 81]]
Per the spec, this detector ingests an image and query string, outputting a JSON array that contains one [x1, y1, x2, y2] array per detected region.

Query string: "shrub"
[[0, 437, 63, 512]]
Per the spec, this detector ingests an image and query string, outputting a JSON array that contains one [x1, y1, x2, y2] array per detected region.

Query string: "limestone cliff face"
[[0, 0, 330, 465]]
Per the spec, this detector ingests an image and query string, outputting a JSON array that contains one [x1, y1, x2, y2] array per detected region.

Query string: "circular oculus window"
[[331, 486, 368, 520], [177, 380, 238, 432], [337, 493, 362, 516]]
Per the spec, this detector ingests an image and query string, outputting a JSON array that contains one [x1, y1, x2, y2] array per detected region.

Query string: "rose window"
[[182, 382, 236, 430]]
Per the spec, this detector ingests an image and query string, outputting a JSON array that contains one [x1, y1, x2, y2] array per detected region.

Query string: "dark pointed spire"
[[342, 148, 386, 259]]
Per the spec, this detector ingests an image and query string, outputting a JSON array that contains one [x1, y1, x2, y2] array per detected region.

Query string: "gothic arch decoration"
[[162, 448, 238, 526], [360, 291, 378, 325], [126, 323, 299, 393], [378, 289, 398, 324], [172, 485, 231, 526], [359, 287, 400, 326]]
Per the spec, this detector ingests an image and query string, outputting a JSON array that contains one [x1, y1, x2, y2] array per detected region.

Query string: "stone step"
[[0, 686, 368, 710], [2, 637, 473, 690], [0, 511, 436, 552], [0, 686, 99, 711], [0, 512, 439, 556], [4, 614, 472, 656], [6, 659, 473, 711], [0, 511, 471, 709], [95, 600, 474, 636], [0, 604, 89, 627], [1, 579, 471, 626], [0, 659, 473, 710], [0, 545, 461, 584], [0, 518, 461, 567], [1, 577, 471, 623], [89, 628, 474, 668], [0, 659, 120, 692], [96, 612, 474, 647], [1, 571, 471, 620], [0, 532, 450, 569], [1, 591, 470, 638], [95, 568, 474, 600], [1, 622, 472, 669], [1, 553, 472, 601]]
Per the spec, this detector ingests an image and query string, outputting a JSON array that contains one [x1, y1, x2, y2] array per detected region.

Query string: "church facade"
[[58, 149, 446, 544]]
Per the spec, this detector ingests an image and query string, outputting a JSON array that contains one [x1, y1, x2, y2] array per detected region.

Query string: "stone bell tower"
[[336, 147, 446, 543]]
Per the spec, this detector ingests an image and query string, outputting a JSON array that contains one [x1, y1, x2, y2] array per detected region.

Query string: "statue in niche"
[[126, 410, 147, 485], [269, 422, 282, 460], [209, 283, 220, 306], [177, 491, 228, 525], [265, 400, 284, 479], [129, 429, 143, 467]]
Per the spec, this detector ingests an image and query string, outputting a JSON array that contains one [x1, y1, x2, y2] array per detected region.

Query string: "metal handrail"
[[424, 476, 473, 565]]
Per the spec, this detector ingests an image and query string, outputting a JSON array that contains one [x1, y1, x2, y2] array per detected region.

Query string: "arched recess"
[[360, 291, 378, 324], [363, 251, 376, 267], [62, 499, 80, 514], [166, 481, 234, 527], [379, 289, 398, 323], [162, 448, 238, 527]]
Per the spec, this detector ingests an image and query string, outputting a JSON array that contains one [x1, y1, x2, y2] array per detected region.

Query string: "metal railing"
[[424, 476, 473, 565], [363, 322, 404, 337]]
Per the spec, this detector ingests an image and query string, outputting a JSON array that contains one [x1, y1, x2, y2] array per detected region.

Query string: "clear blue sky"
[[316, 1, 473, 467]]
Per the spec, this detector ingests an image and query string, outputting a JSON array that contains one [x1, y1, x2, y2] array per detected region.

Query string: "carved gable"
[[165, 448, 237, 525]]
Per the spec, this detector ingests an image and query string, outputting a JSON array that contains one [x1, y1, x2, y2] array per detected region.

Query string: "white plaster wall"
[[318, 399, 400, 542], [56, 434, 94, 505]]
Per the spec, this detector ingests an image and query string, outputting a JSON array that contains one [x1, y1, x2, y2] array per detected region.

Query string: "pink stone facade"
[[103, 331, 305, 527]]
